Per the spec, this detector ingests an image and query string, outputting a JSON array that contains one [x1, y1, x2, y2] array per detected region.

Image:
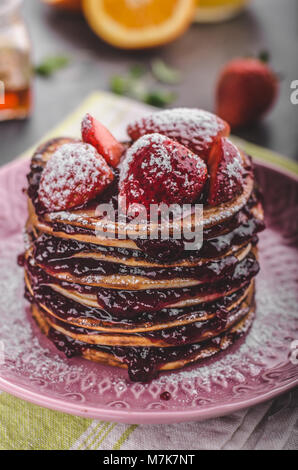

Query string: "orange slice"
[[41, 0, 82, 11], [82, 0, 196, 49]]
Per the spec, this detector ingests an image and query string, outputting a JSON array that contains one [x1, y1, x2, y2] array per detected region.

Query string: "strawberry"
[[216, 58, 279, 128], [127, 108, 230, 162], [38, 142, 114, 212], [119, 133, 208, 213], [81, 113, 124, 167], [208, 137, 244, 206]]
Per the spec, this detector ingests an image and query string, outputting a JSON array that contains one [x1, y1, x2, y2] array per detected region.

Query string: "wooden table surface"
[[0, 0, 297, 165]]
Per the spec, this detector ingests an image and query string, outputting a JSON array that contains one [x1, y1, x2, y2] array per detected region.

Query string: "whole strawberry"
[[127, 108, 230, 162], [216, 57, 279, 128]]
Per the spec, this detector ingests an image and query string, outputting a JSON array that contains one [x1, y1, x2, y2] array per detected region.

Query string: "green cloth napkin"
[[0, 92, 297, 450]]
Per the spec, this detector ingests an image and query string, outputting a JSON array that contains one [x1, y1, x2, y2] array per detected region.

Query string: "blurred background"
[[0, 0, 297, 165]]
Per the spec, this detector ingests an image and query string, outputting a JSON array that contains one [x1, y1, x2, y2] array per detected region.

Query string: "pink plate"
[[0, 158, 297, 424]]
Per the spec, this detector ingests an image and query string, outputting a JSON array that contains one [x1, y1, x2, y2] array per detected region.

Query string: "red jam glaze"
[[94, 254, 258, 316], [31, 196, 264, 267], [25, 253, 258, 317], [38, 253, 239, 282], [26, 282, 248, 326], [160, 391, 171, 401], [44, 316, 251, 382], [39, 300, 249, 347]]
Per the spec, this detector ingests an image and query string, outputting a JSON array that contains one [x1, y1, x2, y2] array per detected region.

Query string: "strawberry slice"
[[127, 108, 230, 161], [38, 142, 114, 212], [119, 133, 208, 213], [81, 113, 124, 168], [208, 137, 244, 206]]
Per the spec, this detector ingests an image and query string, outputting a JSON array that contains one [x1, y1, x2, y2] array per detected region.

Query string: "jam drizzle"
[[45, 317, 252, 382], [25, 253, 258, 317]]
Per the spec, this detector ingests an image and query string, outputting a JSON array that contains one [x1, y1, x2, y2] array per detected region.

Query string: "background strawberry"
[[216, 57, 279, 129]]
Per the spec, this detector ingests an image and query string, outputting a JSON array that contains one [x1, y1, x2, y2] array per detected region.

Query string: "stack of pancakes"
[[23, 137, 265, 382]]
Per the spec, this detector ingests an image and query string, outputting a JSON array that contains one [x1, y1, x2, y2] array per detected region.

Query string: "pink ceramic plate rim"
[[0, 157, 297, 424], [0, 374, 297, 424]]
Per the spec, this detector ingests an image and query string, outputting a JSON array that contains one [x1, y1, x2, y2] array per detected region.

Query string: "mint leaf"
[[110, 75, 130, 95], [151, 59, 181, 85], [129, 64, 146, 78], [109, 63, 179, 107], [145, 90, 177, 108], [34, 55, 70, 77]]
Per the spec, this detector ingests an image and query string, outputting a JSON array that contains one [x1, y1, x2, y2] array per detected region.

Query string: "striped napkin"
[[0, 92, 297, 450]]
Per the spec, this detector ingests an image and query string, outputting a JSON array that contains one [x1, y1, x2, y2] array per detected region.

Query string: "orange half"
[[82, 0, 196, 49]]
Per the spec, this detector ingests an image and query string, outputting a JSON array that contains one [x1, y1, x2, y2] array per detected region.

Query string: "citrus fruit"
[[82, 0, 196, 49]]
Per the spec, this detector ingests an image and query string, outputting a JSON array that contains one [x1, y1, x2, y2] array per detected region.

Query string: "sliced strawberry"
[[81, 113, 124, 168], [38, 142, 114, 212], [127, 108, 230, 161], [119, 133, 208, 213], [208, 137, 244, 206]]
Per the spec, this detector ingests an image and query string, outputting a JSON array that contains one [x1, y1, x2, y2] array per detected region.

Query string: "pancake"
[[31, 301, 255, 382], [31, 292, 252, 348], [25, 270, 254, 333], [26, 243, 251, 290], [21, 112, 265, 383], [24, 250, 259, 314]]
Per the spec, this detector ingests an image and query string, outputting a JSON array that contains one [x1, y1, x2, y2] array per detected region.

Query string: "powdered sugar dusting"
[[118, 132, 208, 210], [127, 108, 228, 158], [81, 113, 92, 133], [0, 236, 85, 387], [224, 149, 243, 180], [120, 133, 170, 182], [38, 142, 113, 212]]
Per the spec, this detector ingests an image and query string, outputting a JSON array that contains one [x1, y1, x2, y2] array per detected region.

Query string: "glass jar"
[[0, 0, 32, 120], [195, 0, 250, 23]]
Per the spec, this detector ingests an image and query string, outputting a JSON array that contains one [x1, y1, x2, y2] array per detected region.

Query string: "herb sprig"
[[110, 59, 181, 108], [34, 55, 70, 77]]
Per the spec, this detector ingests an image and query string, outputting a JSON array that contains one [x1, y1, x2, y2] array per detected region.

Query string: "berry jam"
[[38, 252, 238, 282], [29, 204, 265, 274], [27, 278, 248, 326], [26, 253, 258, 317], [160, 391, 171, 401], [94, 254, 258, 316], [39, 299, 247, 347], [44, 320, 251, 382]]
